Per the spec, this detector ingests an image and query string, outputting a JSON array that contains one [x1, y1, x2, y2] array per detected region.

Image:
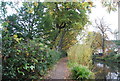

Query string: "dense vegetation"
[[68, 44, 93, 67], [112, 40, 120, 46], [67, 33, 95, 79], [2, 28, 61, 79], [1, 1, 119, 80], [71, 64, 94, 79], [1, 2, 93, 79]]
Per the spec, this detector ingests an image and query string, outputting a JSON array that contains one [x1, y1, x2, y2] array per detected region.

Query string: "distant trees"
[[94, 18, 112, 54], [101, 0, 118, 13], [85, 32, 103, 53]]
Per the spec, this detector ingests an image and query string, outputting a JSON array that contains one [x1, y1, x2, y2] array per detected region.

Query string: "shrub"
[[2, 32, 61, 80], [71, 64, 94, 80], [114, 53, 120, 58], [104, 53, 120, 62]]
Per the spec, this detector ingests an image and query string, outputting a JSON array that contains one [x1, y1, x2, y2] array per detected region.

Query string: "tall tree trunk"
[[52, 29, 61, 49], [57, 29, 66, 51], [102, 33, 105, 54]]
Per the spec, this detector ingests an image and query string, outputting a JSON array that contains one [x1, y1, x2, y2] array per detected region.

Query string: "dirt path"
[[45, 57, 70, 79]]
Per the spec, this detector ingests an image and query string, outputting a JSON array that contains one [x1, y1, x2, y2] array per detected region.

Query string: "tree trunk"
[[57, 29, 66, 51], [102, 33, 105, 54], [52, 29, 61, 49]]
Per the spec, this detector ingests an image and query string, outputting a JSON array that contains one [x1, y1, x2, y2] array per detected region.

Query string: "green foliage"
[[2, 2, 54, 42], [67, 40, 94, 79], [1, 2, 92, 51], [112, 40, 120, 46], [71, 64, 94, 80], [2, 30, 61, 79], [2, 22, 8, 26], [101, 0, 117, 13], [1, 1, 94, 80], [114, 54, 120, 59], [45, 2, 91, 50], [85, 32, 103, 50], [103, 53, 120, 62]]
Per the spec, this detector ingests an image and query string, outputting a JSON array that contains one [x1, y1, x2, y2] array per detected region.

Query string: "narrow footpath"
[[45, 57, 70, 79]]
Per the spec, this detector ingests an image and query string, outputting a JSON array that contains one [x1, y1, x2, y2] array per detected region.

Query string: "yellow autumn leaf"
[[28, 9, 34, 13], [88, 2, 93, 7], [49, 11, 53, 15], [82, 2, 85, 6], [34, 2, 38, 7], [17, 53, 19, 55], [3, 27, 8, 32], [15, 38, 19, 42], [26, 52, 29, 56], [66, 6, 69, 8], [89, 5, 92, 7], [13, 34, 18, 38], [60, 6, 64, 9]]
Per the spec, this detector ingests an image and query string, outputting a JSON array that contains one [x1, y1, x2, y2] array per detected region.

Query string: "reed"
[[67, 43, 93, 68]]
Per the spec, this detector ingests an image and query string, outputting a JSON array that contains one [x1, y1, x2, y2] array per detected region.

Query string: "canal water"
[[93, 60, 120, 80]]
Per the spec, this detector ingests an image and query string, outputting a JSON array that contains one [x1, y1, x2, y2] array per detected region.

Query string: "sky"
[[89, 0, 118, 40]]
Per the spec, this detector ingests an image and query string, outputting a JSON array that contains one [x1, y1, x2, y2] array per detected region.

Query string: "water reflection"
[[107, 72, 118, 79], [93, 61, 120, 80], [96, 63, 104, 67]]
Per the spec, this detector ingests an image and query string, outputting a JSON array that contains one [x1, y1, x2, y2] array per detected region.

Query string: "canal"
[[93, 60, 120, 80]]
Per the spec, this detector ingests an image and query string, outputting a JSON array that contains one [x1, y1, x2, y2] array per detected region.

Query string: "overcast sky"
[[89, 0, 118, 40]]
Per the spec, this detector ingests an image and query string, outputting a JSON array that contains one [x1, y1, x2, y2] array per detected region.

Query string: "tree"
[[85, 32, 102, 52], [1, 2, 93, 51], [45, 2, 93, 51], [94, 18, 111, 54], [1, 2, 56, 48], [59, 30, 79, 50], [1, 2, 62, 79], [1, 1, 94, 52], [101, 0, 118, 13], [3, 2, 47, 39]]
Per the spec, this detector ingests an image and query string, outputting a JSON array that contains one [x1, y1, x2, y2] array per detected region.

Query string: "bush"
[[104, 53, 120, 62], [2, 33, 61, 80], [114, 53, 120, 58], [71, 64, 94, 80], [67, 44, 93, 67]]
